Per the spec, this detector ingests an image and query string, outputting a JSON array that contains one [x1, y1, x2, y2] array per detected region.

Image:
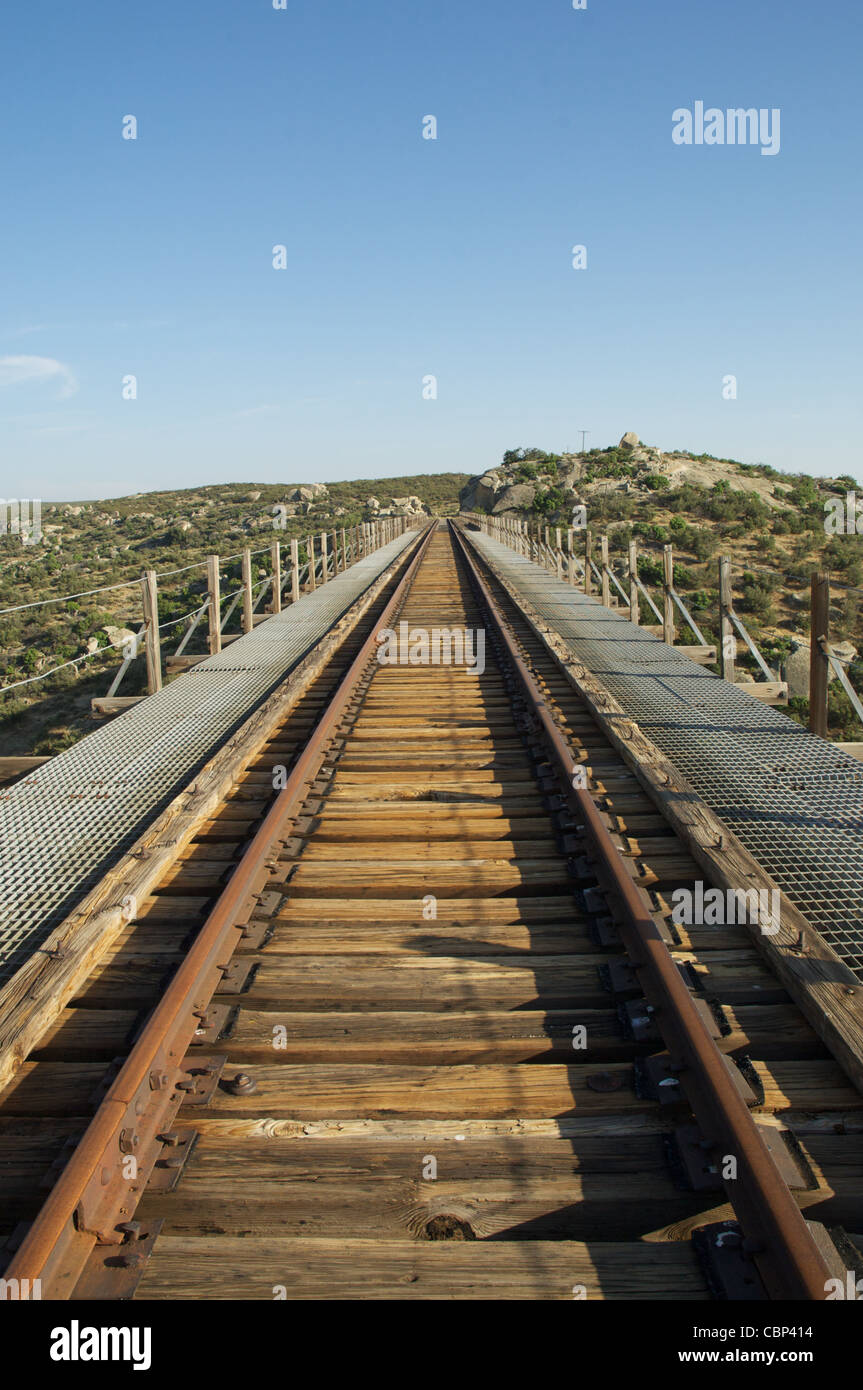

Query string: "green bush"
[[673, 565, 697, 590], [533, 487, 565, 517], [638, 556, 664, 585], [633, 522, 669, 544], [740, 572, 775, 622], [690, 528, 718, 562]]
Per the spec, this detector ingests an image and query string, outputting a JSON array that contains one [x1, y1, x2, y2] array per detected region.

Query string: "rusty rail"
[[3, 524, 436, 1300], [451, 521, 833, 1302]]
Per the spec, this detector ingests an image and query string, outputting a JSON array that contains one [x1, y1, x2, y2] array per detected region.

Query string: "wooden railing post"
[[663, 544, 674, 645], [584, 530, 592, 595], [601, 535, 611, 608], [718, 556, 735, 683], [241, 548, 254, 633], [810, 572, 830, 738], [290, 539, 300, 604], [320, 531, 329, 582], [141, 569, 162, 693], [207, 554, 221, 655], [307, 535, 316, 591], [270, 540, 281, 614], [341, 528, 348, 568], [628, 540, 639, 626]]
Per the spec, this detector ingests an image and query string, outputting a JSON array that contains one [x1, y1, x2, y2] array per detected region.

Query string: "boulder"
[[785, 639, 857, 698], [391, 495, 429, 514], [785, 644, 810, 698], [491, 483, 536, 514], [460, 471, 502, 512], [103, 626, 137, 650], [832, 640, 858, 667], [290, 483, 329, 503], [619, 432, 640, 450]]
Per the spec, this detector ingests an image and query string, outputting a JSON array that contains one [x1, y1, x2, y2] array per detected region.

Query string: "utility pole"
[[578, 430, 590, 454]]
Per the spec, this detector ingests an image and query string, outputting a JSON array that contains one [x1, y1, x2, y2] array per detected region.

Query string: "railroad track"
[[2, 521, 862, 1301]]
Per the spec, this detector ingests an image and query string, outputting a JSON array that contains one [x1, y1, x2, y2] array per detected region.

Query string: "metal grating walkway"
[[467, 529, 863, 977], [0, 531, 419, 981]]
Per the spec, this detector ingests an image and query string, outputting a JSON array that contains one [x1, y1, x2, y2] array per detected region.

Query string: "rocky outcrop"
[[461, 466, 569, 516], [619, 432, 640, 450], [785, 639, 857, 698], [290, 483, 329, 502], [391, 495, 430, 515], [491, 483, 536, 514], [103, 626, 137, 650], [461, 471, 503, 512]]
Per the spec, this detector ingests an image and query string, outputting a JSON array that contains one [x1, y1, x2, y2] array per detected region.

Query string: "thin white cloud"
[[0, 355, 78, 398], [31, 423, 91, 435], [9, 319, 170, 336]]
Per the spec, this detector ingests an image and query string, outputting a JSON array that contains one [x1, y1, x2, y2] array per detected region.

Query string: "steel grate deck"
[[0, 532, 418, 981], [467, 530, 863, 977]]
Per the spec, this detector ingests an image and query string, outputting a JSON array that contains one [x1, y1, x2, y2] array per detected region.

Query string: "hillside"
[[460, 436, 862, 740], [1, 445, 861, 759], [0, 473, 467, 756]]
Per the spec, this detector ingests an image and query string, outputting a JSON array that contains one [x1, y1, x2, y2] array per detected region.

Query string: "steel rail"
[[3, 523, 435, 1300], [451, 521, 833, 1302]]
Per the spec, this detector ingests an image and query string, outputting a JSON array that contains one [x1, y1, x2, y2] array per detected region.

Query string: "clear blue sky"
[[1, 0, 860, 500]]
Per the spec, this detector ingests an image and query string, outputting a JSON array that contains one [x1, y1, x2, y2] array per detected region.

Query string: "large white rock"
[[785, 639, 857, 697], [103, 626, 137, 647], [491, 483, 536, 513]]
